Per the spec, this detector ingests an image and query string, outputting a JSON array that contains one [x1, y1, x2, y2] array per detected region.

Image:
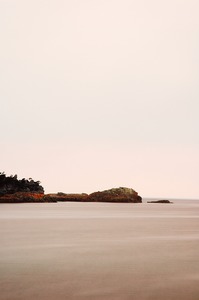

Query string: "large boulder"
[[86, 187, 142, 203]]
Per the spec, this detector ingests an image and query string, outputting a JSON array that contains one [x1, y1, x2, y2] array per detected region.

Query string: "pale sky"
[[1, 0, 199, 198]]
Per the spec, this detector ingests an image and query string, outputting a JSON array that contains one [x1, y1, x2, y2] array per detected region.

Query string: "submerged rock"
[[87, 187, 142, 203]]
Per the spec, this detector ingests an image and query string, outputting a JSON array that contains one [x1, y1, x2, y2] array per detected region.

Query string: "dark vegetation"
[[0, 172, 44, 195]]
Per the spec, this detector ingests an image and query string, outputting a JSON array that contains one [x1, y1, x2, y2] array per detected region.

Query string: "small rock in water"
[[147, 200, 172, 204]]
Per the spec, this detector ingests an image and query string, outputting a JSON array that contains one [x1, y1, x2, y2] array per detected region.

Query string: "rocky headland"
[[0, 173, 46, 203], [0, 173, 142, 203]]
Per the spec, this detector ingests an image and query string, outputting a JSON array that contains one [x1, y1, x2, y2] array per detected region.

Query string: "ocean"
[[0, 200, 199, 299]]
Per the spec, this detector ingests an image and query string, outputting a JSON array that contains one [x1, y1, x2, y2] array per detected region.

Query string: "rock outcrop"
[[87, 187, 142, 203], [147, 200, 172, 204], [0, 192, 57, 203]]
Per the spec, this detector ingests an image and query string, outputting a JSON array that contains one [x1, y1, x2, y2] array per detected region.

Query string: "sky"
[[1, 0, 199, 198]]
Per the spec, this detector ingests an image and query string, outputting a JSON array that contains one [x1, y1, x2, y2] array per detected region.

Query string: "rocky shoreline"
[[0, 173, 171, 204], [0, 187, 142, 203]]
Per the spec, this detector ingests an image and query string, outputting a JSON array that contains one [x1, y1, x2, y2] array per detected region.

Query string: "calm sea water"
[[0, 200, 199, 300]]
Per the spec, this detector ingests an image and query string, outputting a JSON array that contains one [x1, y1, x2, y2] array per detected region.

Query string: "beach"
[[0, 200, 199, 300]]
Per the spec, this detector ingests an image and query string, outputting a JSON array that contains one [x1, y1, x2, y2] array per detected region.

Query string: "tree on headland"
[[0, 172, 44, 195]]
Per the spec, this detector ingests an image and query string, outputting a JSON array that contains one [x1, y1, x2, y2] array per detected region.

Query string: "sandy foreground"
[[0, 200, 199, 300]]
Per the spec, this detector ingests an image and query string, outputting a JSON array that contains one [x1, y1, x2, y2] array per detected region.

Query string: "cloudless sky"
[[1, 0, 199, 198]]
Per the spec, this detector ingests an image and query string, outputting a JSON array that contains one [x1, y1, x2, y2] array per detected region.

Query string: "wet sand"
[[0, 200, 199, 300]]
